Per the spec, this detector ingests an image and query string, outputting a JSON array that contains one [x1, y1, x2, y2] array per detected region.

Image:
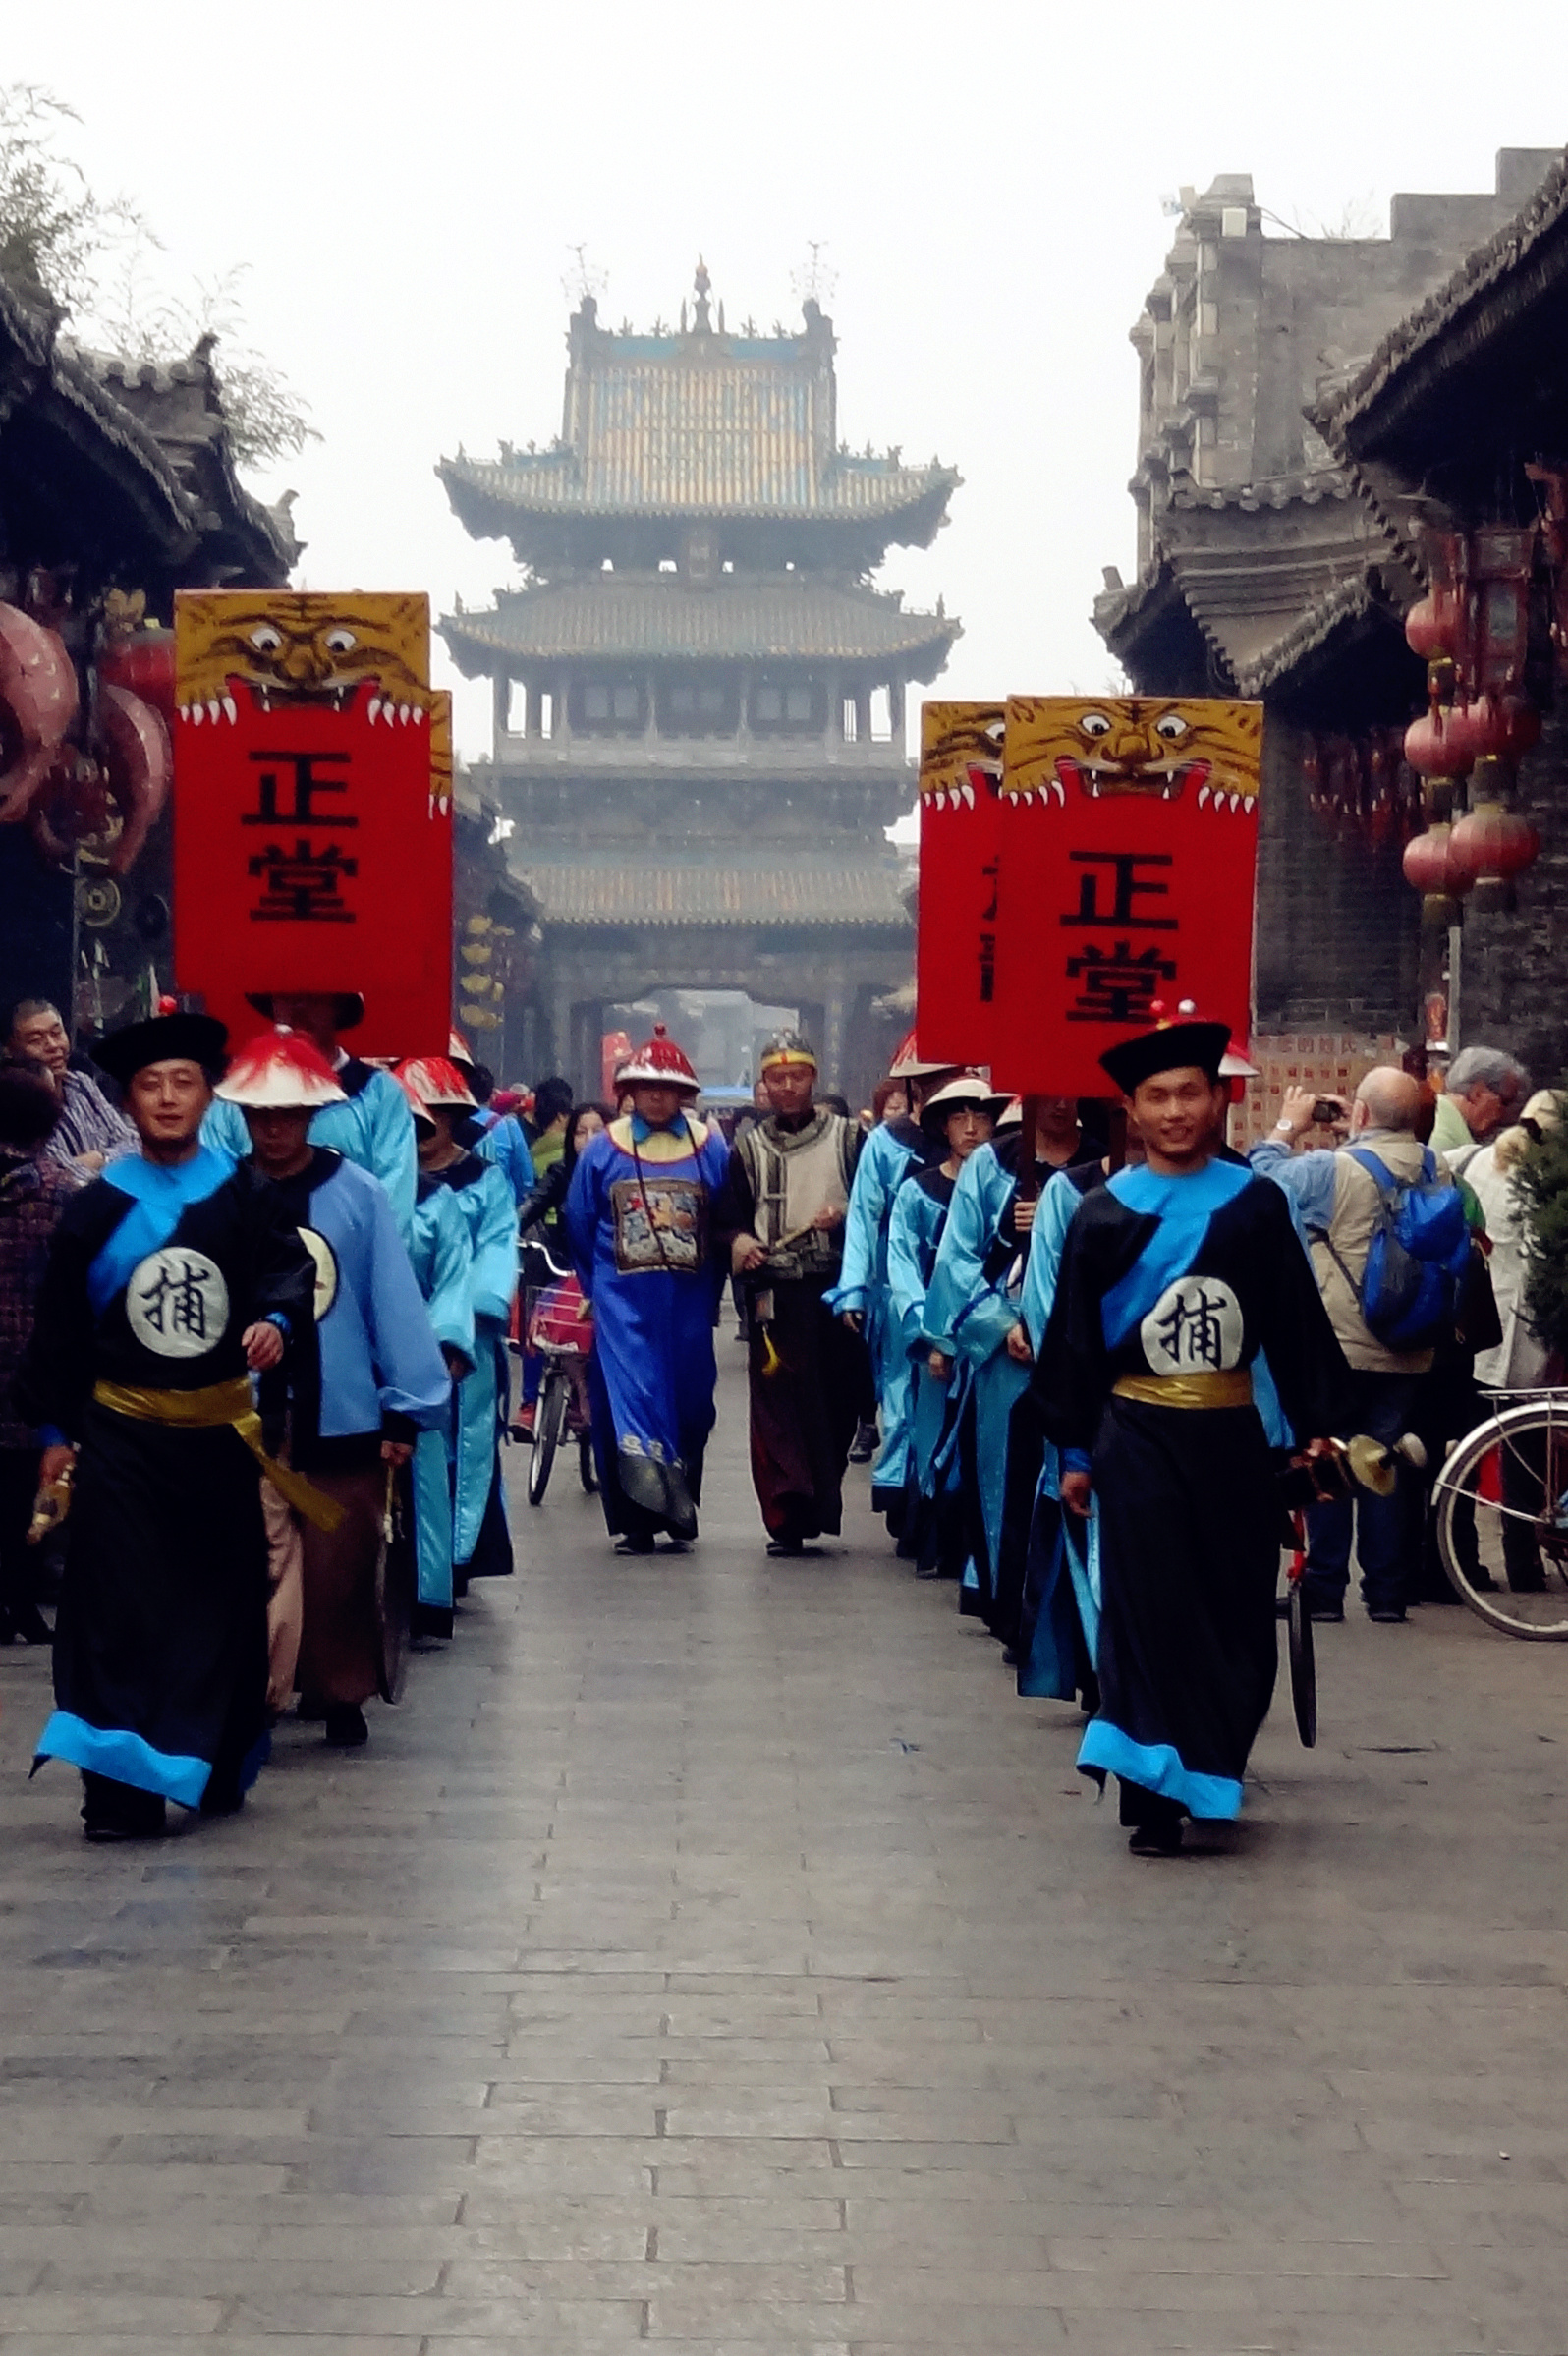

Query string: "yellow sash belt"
[[91, 1376, 346, 1534], [1112, 1371, 1254, 1411]]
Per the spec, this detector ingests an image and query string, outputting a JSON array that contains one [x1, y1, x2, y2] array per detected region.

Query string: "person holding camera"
[[1251, 1069, 1458, 1623]]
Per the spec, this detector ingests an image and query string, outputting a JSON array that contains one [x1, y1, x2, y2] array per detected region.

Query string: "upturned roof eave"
[[436, 455, 958, 541]]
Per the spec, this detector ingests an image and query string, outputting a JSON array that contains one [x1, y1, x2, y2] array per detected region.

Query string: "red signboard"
[[990, 695, 1263, 1095], [915, 701, 1005, 1066], [172, 593, 452, 1058]]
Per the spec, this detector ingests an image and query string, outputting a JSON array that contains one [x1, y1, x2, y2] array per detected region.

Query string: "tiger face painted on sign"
[[918, 701, 1006, 812], [1002, 696, 1262, 814], [174, 592, 451, 806]]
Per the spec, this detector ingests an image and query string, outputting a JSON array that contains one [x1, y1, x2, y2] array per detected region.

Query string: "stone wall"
[[1452, 708, 1568, 1082], [1254, 715, 1420, 1036]]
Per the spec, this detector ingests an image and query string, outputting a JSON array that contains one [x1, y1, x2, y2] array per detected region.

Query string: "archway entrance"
[[599, 987, 802, 1102]]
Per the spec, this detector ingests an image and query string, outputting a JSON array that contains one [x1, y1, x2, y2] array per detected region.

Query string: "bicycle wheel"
[[1434, 1399, 1568, 1639], [528, 1369, 567, 1507], [579, 1431, 598, 1493]]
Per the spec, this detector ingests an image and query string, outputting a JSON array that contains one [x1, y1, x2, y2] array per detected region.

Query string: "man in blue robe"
[[216, 1031, 451, 1747], [925, 1096, 1101, 1637], [826, 1037, 959, 1531], [566, 1027, 729, 1552], [204, 991, 417, 1242], [887, 1075, 1005, 1583], [1034, 1014, 1349, 1855], [395, 1058, 519, 1588], [405, 1171, 476, 1639], [20, 1009, 317, 1838]]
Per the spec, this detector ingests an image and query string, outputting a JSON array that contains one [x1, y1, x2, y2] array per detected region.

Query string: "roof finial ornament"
[[693, 256, 712, 332]]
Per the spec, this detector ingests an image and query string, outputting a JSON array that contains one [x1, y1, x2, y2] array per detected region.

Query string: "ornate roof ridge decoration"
[[1234, 576, 1382, 697], [438, 573, 960, 674], [0, 270, 298, 584], [1315, 145, 1568, 451], [1168, 468, 1355, 515]]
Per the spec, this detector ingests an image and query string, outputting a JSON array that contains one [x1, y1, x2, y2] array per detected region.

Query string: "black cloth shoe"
[[296, 1693, 327, 1722], [767, 1533, 805, 1557], [1368, 1607, 1407, 1625], [848, 1420, 878, 1466], [323, 1705, 368, 1747], [1129, 1820, 1184, 1857], [614, 1533, 656, 1556], [81, 1772, 166, 1841], [198, 1777, 245, 1818], [0, 1600, 51, 1645]]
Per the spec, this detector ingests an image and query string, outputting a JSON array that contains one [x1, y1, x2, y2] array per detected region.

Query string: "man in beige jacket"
[[1252, 1068, 1446, 1624]]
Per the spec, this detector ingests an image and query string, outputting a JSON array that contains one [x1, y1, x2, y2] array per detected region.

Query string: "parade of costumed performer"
[[18, 1006, 318, 1839], [450, 1027, 535, 1207], [565, 1025, 729, 1553], [926, 1092, 1104, 1643], [714, 1031, 866, 1555], [826, 1031, 960, 1531], [393, 1058, 518, 1589], [217, 1031, 452, 1746], [1032, 1004, 1350, 1856], [204, 991, 418, 1240], [400, 1128, 476, 1642], [886, 1073, 1007, 1584]]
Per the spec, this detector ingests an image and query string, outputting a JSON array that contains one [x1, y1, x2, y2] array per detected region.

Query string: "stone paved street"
[[1, 1358, 1566, 2354]]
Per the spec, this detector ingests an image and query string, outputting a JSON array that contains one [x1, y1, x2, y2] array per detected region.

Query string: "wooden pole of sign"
[[1015, 1096, 1042, 1205], [1106, 1102, 1128, 1173]]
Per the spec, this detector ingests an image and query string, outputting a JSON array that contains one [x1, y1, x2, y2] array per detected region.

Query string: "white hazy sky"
[[13, 2, 1568, 784]]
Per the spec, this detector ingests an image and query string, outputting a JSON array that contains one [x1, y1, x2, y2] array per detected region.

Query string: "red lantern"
[[1447, 803, 1540, 890], [1404, 707, 1476, 779], [1463, 691, 1541, 764], [1402, 824, 1462, 896], [1404, 594, 1452, 662], [96, 628, 177, 724]]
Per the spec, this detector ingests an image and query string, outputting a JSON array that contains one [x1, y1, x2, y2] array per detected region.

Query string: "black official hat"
[[93, 1009, 229, 1090], [1097, 1001, 1230, 1096], [246, 990, 364, 1032]]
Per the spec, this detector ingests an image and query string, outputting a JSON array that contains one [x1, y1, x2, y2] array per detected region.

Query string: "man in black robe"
[[1033, 1013, 1348, 1855], [714, 1033, 866, 1554], [20, 1010, 316, 1839]]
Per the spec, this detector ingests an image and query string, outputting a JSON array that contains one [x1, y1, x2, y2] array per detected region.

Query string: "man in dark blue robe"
[[20, 1011, 316, 1839], [1034, 1014, 1348, 1854]]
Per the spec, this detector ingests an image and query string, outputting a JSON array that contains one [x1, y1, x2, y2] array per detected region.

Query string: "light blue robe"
[[206, 1061, 418, 1243], [405, 1179, 476, 1614], [825, 1117, 928, 1499], [1017, 1168, 1103, 1688], [886, 1171, 970, 1516], [924, 1144, 1032, 1604], [474, 1110, 535, 1206], [284, 1154, 450, 1444], [426, 1155, 519, 1567]]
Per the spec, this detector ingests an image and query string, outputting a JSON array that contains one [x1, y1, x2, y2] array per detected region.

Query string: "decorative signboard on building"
[[172, 592, 453, 1057], [990, 695, 1263, 1095], [914, 701, 1005, 1064]]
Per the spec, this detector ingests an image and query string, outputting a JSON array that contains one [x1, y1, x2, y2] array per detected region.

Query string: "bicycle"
[[1432, 1388, 1568, 1639], [521, 1247, 596, 1508]]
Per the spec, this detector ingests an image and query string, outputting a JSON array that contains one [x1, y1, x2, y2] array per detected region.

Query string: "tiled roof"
[[439, 306, 957, 538], [514, 855, 912, 929], [1169, 470, 1355, 514], [441, 576, 959, 670]]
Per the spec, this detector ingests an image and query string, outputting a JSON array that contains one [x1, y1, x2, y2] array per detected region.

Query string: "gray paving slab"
[[1, 1355, 1566, 2351]]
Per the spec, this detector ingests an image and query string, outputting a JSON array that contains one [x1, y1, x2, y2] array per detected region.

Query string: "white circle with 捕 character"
[[297, 1226, 339, 1321], [126, 1248, 230, 1359], [1140, 1276, 1243, 1376]]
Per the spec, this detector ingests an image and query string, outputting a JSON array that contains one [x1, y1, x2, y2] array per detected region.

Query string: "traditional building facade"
[[438, 272, 959, 1097], [1093, 153, 1560, 1040], [0, 274, 297, 1034]]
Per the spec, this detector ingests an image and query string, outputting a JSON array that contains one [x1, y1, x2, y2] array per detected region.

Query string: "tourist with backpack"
[[1253, 1069, 1470, 1624]]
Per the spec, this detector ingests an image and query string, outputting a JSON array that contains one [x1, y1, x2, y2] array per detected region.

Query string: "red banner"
[[914, 701, 1005, 1065], [172, 593, 452, 1058], [990, 695, 1262, 1095]]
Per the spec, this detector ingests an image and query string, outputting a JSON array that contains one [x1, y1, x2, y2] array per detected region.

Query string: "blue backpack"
[[1321, 1147, 1471, 1352]]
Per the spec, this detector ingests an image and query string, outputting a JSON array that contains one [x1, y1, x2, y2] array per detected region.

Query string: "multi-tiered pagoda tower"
[[438, 270, 960, 1094]]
